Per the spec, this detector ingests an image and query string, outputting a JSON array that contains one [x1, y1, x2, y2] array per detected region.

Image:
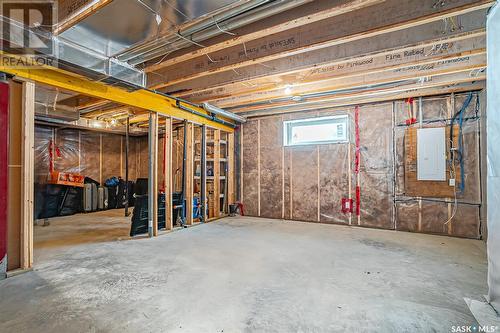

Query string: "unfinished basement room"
[[0, 0, 500, 332]]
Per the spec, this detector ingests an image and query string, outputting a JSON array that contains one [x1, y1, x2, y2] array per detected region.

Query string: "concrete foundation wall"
[[239, 92, 484, 239]]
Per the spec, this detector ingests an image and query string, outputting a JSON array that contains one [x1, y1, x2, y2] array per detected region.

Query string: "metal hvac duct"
[[119, 0, 313, 65], [202, 102, 246, 123]]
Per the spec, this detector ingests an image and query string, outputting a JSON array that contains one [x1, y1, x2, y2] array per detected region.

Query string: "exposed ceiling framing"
[[42, 0, 491, 123]]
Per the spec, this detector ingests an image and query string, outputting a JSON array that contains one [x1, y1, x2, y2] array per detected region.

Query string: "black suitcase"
[[116, 179, 127, 208], [107, 185, 118, 209]]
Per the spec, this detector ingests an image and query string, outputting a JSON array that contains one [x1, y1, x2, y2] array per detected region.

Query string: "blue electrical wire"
[[451, 93, 474, 194]]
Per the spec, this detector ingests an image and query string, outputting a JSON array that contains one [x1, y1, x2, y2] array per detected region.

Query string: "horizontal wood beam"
[[241, 81, 486, 118], [214, 53, 486, 108], [163, 8, 487, 97], [0, 59, 235, 132], [180, 32, 485, 102], [231, 70, 486, 114], [148, 0, 493, 89]]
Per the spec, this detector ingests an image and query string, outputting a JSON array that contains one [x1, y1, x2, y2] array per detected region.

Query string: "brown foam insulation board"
[[319, 143, 349, 224], [358, 103, 394, 229], [259, 116, 283, 219], [156, 136, 164, 188], [138, 136, 149, 179], [395, 201, 419, 232], [283, 148, 292, 220], [101, 133, 121, 181], [395, 127, 405, 195], [359, 171, 394, 229], [291, 145, 319, 222], [421, 201, 449, 234], [242, 119, 259, 216], [80, 131, 100, 182], [462, 122, 481, 203], [451, 204, 480, 239], [54, 128, 80, 173], [126, 136, 138, 181]]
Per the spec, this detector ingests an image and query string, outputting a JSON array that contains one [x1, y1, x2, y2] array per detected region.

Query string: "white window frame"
[[283, 115, 349, 147]]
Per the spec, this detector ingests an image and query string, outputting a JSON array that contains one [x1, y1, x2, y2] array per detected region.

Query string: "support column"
[[124, 117, 130, 217], [228, 132, 235, 206], [185, 122, 194, 225], [0, 80, 9, 277], [6, 79, 34, 273], [148, 112, 158, 237], [201, 125, 207, 222], [164, 117, 173, 230], [213, 129, 220, 217]]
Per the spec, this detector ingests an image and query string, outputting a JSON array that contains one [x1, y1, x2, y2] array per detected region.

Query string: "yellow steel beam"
[[0, 60, 235, 132]]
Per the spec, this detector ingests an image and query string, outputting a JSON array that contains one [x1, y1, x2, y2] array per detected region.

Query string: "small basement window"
[[283, 115, 349, 146]]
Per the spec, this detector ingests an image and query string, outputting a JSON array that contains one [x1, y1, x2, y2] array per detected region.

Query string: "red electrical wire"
[[355, 106, 361, 217]]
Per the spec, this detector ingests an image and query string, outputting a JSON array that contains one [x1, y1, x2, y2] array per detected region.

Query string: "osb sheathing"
[[239, 91, 483, 239]]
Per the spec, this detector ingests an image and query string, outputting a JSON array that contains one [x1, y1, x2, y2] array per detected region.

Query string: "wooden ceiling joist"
[[213, 54, 485, 108], [178, 32, 486, 103], [147, 0, 493, 89], [229, 70, 486, 114], [163, 8, 487, 98], [145, 0, 384, 72], [239, 81, 486, 118]]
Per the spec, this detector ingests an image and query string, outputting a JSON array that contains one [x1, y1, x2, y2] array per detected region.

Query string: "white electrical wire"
[[444, 141, 458, 225]]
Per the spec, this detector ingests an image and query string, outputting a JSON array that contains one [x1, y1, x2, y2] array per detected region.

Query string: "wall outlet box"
[[449, 178, 456, 187]]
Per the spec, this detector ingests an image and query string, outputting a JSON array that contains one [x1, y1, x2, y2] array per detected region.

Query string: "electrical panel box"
[[417, 127, 446, 181]]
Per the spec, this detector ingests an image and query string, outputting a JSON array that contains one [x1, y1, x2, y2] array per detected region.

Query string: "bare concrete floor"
[[0, 215, 488, 332]]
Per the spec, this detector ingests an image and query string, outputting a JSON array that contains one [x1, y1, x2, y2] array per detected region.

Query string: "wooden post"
[[148, 112, 159, 237], [227, 132, 235, 206], [21, 81, 34, 269], [153, 113, 159, 236], [213, 129, 220, 217], [185, 123, 194, 225], [201, 125, 207, 222], [164, 118, 173, 230]]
